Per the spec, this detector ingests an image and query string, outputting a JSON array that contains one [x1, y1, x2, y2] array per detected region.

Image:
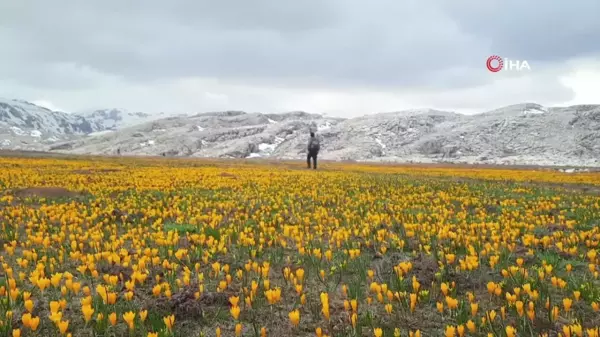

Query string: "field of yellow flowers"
[[0, 155, 599, 337]]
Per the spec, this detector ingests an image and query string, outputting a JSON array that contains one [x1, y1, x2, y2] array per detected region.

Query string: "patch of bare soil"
[[0, 149, 74, 158], [410, 254, 439, 287], [544, 224, 567, 233], [510, 245, 534, 263], [448, 269, 497, 296], [370, 251, 408, 280], [12, 187, 88, 199], [366, 161, 600, 172], [98, 264, 134, 283], [396, 306, 446, 332], [149, 286, 230, 321], [325, 298, 351, 333], [219, 172, 238, 179]]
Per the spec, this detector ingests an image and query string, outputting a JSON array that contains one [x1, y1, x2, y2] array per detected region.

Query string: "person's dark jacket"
[[307, 136, 320, 153]]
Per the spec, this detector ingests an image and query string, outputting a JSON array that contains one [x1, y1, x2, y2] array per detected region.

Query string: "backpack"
[[310, 137, 320, 152]]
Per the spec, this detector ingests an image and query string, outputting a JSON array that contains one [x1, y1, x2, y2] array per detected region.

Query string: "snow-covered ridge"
[[81, 108, 167, 130], [0, 98, 173, 150], [2, 97, 600, 167], [45, 103, 600, 167], [1, 98, 90, 135]]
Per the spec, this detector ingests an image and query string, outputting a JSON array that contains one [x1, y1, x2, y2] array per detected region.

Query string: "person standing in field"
[[307, 132, 320, 169]]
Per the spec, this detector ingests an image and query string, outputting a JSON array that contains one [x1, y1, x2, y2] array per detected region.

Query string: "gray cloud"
[[0, 0, 598, 116], [0, 0, 495, 87], [441, 0, 600, 62]]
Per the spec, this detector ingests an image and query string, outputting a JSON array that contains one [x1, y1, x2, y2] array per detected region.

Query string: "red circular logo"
[[486, 55, 503, 72]]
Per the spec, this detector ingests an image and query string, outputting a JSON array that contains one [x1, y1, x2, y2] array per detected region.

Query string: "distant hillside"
[[2, 98, 599, 167]]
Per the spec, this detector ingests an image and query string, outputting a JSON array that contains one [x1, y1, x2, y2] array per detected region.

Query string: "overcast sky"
[[1, 0, 599, 117]]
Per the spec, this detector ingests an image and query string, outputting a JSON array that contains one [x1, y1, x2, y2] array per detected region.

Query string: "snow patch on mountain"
[[10, 126, 25, 136], [140, 140, 155, 147], [88, 130, 115, 137], [559, 168, 590, 173], [318, 122, 332, 131], [247, 136, 286, 158], [258, 143, 277, 153], [81, 108, 167, 130], [523, 106, 548, 115], [259, 136, 285, 152]]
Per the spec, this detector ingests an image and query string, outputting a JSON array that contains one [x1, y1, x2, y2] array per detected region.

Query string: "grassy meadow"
[[0, 155, 599, 337]]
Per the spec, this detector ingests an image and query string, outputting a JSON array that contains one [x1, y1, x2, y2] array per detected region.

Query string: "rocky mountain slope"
[[2, 98, 599, 167], [81, 108, 170, 132], [53, 103, 600, 167], [333, 103, 600, 166], [0, 98, 95, 149], [51, 110, 343, 158], [0, 98, 169, 150]]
